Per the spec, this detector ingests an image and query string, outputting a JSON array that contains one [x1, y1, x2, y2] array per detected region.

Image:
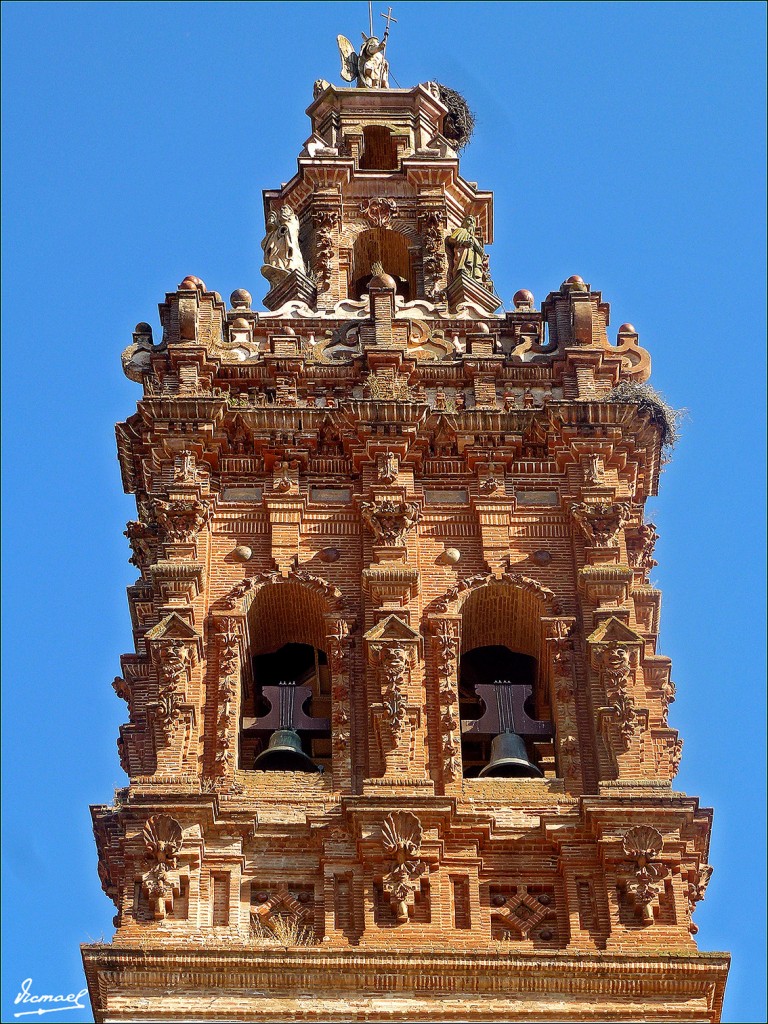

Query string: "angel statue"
[[337, 31, 390, 88], [260, 204, 306, 285]]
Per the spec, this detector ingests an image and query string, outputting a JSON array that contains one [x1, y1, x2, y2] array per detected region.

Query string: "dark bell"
[[253, 728, 323, 773], [479, 731, 543, 779]]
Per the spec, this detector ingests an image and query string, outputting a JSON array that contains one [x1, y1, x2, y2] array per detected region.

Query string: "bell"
[[253, 728, 323, 773], [478, 731, 543, 779]]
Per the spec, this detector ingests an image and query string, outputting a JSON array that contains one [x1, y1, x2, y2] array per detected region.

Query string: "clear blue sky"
[[2, 2, 765, 1021]]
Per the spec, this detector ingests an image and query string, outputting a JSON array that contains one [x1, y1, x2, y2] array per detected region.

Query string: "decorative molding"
[[140, 814, 183, 920], [379, 812, 426, 924], [621, 825, 665, 925], [570, 501, 631, 547], [360, 499, 420, 546]]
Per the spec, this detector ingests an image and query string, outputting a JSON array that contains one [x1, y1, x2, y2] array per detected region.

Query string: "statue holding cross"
[[337, 5, 397, 89]]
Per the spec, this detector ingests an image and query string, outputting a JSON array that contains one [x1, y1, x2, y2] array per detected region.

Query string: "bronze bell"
[[253, 728, 323, 773], [479, 731, 543, 779]]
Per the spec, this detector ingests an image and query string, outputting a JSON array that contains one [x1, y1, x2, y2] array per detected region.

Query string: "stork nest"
[[607, 381, 684, 451], [434, 83, 475, 151]]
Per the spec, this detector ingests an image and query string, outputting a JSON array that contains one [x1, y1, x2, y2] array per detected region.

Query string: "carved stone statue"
[[261, 205, 306, 284], [337, 33, 390, 88], [445, 215, 485, 284]]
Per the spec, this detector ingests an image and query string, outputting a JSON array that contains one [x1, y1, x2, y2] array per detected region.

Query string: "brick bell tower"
[[82, 19, 729, 1022]]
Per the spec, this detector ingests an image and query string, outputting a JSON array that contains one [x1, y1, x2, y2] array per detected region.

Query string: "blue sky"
[[2, 2, 765, 1021]]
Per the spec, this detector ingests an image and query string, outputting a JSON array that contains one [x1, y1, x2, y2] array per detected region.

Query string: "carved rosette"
[[570, 500, 631, 547], [431, 619, 461, 783], [379, 812, 426, 924], [149, 639, 193, 746], [360, 196, 397, 227], [140, 814, 183, 920], [620, 825, 666, 925], [313, 210, 340, 293], [545, 618, 581, 782], [153, 496, 213, 545], [212, 617, 243, 785], [360, 499, 420, 547]]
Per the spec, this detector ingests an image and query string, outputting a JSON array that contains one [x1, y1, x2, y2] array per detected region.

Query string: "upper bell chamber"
[[260, 76, 497, 315]]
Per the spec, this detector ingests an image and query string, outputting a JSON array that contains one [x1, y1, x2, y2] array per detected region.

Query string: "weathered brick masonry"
[[82, 64, 729, 1023]]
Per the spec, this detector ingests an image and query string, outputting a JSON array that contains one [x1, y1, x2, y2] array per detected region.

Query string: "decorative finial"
[[336, 3, 395, 88]]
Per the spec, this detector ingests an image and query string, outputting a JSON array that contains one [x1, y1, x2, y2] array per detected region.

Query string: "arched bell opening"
[[359, 125, 399, 170], [351, 227, 413, 301], [240, 584, 332, 774], [458, 585, 555, 779]]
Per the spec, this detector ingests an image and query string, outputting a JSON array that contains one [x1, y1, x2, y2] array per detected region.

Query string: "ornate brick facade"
[[82, 57, 728, 1023]]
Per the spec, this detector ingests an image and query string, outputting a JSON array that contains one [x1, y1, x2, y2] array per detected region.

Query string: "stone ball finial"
[[231, 317, 251, 330], [179, 275, 207, 292], [513, 289, 534, 308], [368, 267, 397, 291], [563, 275, 587, 292], [134, 322, 153, 336], [230, 288, 252, 309], [618, 323, 637, 334]]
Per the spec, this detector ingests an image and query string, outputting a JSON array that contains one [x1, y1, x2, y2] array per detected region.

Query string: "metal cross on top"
[[380, 6, 397, 34], [462, 681, 554, 741]]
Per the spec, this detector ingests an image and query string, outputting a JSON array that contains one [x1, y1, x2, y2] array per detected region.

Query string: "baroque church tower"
[[82, 17, 729, 1022]]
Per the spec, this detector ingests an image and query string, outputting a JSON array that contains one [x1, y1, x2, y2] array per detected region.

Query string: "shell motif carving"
[[142, 813, 183, 867]]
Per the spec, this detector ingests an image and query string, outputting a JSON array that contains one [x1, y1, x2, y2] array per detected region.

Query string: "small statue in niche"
[[445, 215, 486, 284], [261, 205, 306, 284], [584, 454, 605, 485]]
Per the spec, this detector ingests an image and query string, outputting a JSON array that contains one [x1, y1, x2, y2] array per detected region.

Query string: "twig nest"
[[532, 549, 552, 565], [441, 547, 461, 564], [232, 545, 253, 562], [319, 547, 341, 563]]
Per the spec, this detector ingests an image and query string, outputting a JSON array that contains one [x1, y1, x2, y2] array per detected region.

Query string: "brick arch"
[[459, 583, 551, 661], [431, 571, 561, 621]]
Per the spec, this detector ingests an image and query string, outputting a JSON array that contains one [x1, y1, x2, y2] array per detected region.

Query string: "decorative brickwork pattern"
[[83, 74, 728, 1023]]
